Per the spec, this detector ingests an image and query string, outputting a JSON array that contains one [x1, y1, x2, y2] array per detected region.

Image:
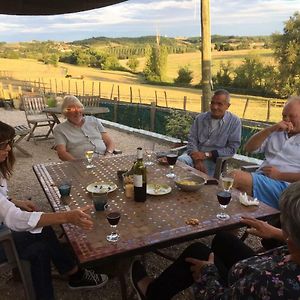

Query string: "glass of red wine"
[[106, 211, 121, 242], [166, 150, 178, 179], [216, 191, 231, 220]]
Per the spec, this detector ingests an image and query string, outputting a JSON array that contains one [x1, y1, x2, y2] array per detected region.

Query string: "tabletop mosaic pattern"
[[33, 154, 279, 263]]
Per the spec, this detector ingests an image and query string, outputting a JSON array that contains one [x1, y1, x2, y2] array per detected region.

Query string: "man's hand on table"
[[13, 199, 36, 212], [66, 208, 94, 230], [191, 151, 206, 161]]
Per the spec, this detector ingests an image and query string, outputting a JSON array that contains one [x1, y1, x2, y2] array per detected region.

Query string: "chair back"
[[78, 96, 101, 107], [0, 226, 35, 299], [22, 96, 47, 116]]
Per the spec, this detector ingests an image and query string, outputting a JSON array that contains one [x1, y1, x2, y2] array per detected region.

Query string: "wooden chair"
[[13, 125, 32, 157], [78, 96, 101, 107], [22, 96, 56, 142], [0, 226, 35, 300]]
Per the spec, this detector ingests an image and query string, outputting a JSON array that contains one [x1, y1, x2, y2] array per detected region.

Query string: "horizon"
[[0, 0, 299, 42]]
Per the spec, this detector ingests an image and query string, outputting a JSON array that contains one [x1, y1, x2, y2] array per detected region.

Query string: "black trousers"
[[146, 232, 256, 300]]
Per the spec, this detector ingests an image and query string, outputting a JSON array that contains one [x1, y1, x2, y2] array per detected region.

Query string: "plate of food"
[[86, 182, 117, 194], [147, 183, 172, 195]]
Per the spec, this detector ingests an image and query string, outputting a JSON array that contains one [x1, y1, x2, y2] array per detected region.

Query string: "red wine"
[[217, 191, 231, 206], [166, 154, 178, 165], [134, 183, 147, 202], [107, 212, 121, 225]]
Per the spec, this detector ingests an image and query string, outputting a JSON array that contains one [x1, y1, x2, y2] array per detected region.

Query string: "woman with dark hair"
[[0, 121, 108, 300], [131, 182, 300, 299]]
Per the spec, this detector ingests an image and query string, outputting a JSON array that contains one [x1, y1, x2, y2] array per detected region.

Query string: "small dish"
[[86, 182, 117, 194], [157, 157, 168, 165], [175, 176, 206, 192], [147, 183, 172, 195]]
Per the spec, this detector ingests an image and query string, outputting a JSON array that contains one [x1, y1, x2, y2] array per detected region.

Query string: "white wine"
[[85, 150, 93, 161], [133, 147, 147, 202], [221, 177, 234, 191]]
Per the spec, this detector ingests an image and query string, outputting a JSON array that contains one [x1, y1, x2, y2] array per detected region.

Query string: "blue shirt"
[[187, 111, 241, 158]]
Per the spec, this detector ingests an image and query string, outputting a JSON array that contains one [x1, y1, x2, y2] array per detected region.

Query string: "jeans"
[[177, 152, 216, 177], [146, 232, 256, 300], [0, 226, 75, 300]]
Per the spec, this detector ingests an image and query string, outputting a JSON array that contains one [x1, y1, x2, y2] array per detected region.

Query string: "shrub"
[[174, 66, 193, 86]]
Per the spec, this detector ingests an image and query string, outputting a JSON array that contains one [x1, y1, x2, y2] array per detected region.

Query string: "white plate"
[[86, 182, 117, 194], [147, 183, 172, 196]]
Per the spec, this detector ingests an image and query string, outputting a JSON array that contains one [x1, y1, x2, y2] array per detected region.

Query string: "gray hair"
[[61, 95, 84, 114], [213, 89, 230, 104], [287, 95, 300, 106], [280, 182, 300, 248]]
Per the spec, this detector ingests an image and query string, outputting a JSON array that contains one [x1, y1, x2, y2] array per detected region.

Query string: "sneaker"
[[130, 260, 148, 300], [68, 269, 108, 290]]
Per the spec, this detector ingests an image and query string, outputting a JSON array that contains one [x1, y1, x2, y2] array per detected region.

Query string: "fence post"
[[150, 101, 156, 132], [92, 81, 94, 96], [75, 81, 78, 96], [130, 86, 133, 103], [55, 79, 58, 94], [242, 98, 249, 119], [183, 96, 187, 110], [155, 91, 158, 106], [68, 80, 71, 94], [82, 80, 85, 96], [110, 84, 115, 100], [49, 79, 52, 93], [113, 97, 118, 122], [164, 91, 168, 108], [138, 89, 142, 104], [98, 82, 101, 98], [117, 85, 120, 101], [61, 80, 64, 94], [266, 99, 271, 121]]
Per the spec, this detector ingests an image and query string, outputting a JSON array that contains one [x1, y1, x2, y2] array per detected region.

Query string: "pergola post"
[[201, 0, 212, 112]]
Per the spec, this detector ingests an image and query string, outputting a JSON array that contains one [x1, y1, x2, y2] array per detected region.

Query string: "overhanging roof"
[[0, 0, 128, 15]]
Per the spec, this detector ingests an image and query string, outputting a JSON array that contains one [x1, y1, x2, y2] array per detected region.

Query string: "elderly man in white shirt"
[[233, 96, 300, 209]]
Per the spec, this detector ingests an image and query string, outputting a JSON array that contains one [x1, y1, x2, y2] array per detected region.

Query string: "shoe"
[[68, 268, 108, 290], [130, 260, 148, 300]]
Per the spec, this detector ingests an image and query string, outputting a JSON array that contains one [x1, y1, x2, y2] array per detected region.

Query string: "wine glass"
[[166, 150, 178, 178], [85, 149, 95, 169], [106, 211, 121, 242], [220, 171, 234, 192], [144, 143, 155, 166], [216, 191, 231, 220]]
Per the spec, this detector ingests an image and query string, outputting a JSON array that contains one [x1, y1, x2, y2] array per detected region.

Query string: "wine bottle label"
[[134, 174, 143, 187]]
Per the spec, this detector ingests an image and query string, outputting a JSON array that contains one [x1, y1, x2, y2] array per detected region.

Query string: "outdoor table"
[[33, 154, 279, 299], [43, 106, 110, 124]]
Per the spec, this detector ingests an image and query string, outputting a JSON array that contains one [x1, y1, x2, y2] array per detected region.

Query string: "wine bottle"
[[133, 147, 147, 202]]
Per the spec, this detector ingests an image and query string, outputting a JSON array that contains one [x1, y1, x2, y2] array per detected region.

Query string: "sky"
[[0, 0, 299, 42]]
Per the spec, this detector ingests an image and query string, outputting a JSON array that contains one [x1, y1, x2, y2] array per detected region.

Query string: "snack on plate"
[[185, 218, 199, 226], [239, 192, 259, 206], [177, 180, 197, 186]]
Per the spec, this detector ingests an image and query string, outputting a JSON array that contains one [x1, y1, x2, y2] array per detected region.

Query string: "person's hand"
[[194, 160, 208, 174], [241, 216, 280, 239], [191, 151, 206, 161], [66, 207, 93, 230], [273, 121, 294, 133], [13, 200, 36, 212], [185, 253, 214, 282], [261, 166, 281, 179]]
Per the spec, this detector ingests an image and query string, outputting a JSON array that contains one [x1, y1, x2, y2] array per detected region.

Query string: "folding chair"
[[13, 125, 32, 157], [0, 226, 35, 300], [22, 96, 56, 142]]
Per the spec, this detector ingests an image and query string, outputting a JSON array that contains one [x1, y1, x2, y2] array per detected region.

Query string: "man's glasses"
[[64, 107, 84, 113], [0, 138, 14, 150]]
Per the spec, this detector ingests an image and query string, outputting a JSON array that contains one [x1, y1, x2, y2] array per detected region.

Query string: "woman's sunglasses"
[[0, 138, 14, 150]]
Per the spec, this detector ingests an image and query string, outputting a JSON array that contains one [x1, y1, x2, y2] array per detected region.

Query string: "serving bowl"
[[175, 175, 206, 192]]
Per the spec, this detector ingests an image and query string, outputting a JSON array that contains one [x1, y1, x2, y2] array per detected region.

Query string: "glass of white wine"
[[220, 171, 234, 192], [144, 143, 155, 166], [85, 149, 95, 169]]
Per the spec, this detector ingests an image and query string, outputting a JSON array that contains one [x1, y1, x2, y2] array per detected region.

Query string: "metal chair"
[[0, 226, 35, 300], [22, 96, 56, 142]]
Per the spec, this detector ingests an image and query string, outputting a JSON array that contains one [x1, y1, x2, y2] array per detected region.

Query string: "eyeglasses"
[[0, 138, 14, 150], [64, 107, 84, 113]]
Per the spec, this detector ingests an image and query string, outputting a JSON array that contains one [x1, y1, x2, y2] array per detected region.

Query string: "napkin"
[[239, 192, 259, 206]]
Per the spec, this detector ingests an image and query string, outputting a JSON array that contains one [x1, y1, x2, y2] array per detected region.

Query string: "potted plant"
[[165, 110, 194, 145], [46, 96, 57, 107]]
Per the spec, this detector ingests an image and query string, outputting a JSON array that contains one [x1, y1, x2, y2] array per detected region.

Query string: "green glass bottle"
[[133, 147, 147, 202]]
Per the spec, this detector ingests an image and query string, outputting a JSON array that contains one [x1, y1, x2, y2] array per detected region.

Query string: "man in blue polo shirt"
[[233, 96, 300, 209], [178, 89, 241, 176]]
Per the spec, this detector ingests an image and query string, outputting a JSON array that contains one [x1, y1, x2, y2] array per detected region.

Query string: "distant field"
[[120, 48, 275, 84], [0, 56, 282, 122]]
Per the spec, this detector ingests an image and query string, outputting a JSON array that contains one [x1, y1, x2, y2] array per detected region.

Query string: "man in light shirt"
[[178, 89, 241, 176], [233, 96, 300, 209]]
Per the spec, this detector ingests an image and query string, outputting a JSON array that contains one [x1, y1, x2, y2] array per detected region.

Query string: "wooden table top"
[[33, 154, 279, 264]]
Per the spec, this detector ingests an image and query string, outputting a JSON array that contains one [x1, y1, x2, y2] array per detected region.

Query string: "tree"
[[174, 66, 193, 86], [143, 44, 168, 82], [127, 56, 139, 72], [272, 12, 300, 96]]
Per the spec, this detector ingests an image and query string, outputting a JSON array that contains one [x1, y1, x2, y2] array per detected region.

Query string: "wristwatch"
[[204, 152, 210, 158], [106, 150, 113, 154]]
